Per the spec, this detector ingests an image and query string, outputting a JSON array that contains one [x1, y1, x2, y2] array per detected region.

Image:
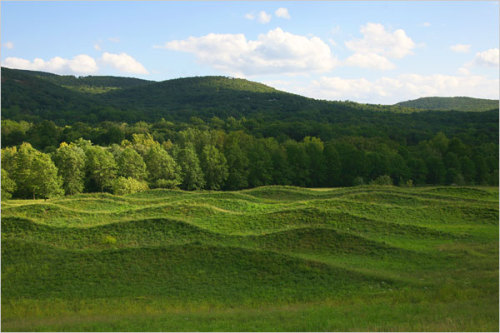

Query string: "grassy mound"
[[2, 185, 498, 331]]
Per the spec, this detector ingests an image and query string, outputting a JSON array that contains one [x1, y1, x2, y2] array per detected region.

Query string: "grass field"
[[1, 185, 498, 331]]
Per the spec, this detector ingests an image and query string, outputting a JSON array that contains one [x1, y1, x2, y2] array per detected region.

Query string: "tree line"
[[2, 127, 498, 200]]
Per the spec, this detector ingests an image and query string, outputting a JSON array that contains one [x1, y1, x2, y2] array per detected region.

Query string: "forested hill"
[[396, 96, 499, 112], [4, 68, 154, 91], [1, 67, 498, 126], [2, 67, 423, 123]]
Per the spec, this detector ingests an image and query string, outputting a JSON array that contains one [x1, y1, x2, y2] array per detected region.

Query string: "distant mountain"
[[1, 67, 380, 123], [396, 97, 499, 112], [99, 75, 330, 119], [2, 67, 498, 125]]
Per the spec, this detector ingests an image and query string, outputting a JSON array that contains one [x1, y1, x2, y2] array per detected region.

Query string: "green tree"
[[336, 143, 366, 186], [474, 155, 489, 185], [389, 153, 410, 185], [460, 156, 476, 184], [26, 120, 61, 150], [116, 147, 148, 180], [1, 146, 18, 174], [426, 156, 446, 184], [177, 144, 205, 190], [53, 142, 86, 195], [131, 133, 159, 156], [112, 177, 149, 195], [1, 168, 16, 200], [247, 139, 274, 187], [11, 143, 63, 199], [407, 157, 428, 185], [284, 140, 309, 187], [429, 132, 449, 156], [324, 142, 341, 187], [303, 137, 326, 187], [84, 145, 117, 192], [369, 175, 393, 186], [200, 144, 228, 190], [144, 145, 181, 188], [223, 140, 249, 190], [270, 143, 291, 185]]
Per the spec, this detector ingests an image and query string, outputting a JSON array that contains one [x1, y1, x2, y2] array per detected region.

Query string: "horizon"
[[1, 1, 499, 104]]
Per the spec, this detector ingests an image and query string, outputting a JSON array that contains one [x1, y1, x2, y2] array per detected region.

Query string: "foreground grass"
[[2, 185, 498, 331]]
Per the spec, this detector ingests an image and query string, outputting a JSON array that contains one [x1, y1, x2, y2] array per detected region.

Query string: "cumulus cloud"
[[344, 23, 416, 70], [450, 44, 471, 53], [257, 11, 272, 24], [156, 28, 338, 76], [100, 52, 149, 74], [275, 8, 291, 19], [245, 11, 271, 23], [474, 48, 499, 67], [346, 23, 416, 59], [3, 54, 98, 74], [3, 41, 14, 49], [296, 73, 499, 104]]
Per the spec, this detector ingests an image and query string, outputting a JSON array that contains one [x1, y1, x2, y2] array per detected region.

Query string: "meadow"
[[1, 185, 498, 331]]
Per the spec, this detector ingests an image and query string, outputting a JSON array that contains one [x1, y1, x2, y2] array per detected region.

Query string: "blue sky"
[[2, 1, 499, 104]]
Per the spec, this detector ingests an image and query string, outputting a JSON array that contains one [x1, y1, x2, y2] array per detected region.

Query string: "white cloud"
[[450, 44, 471, 53], [157, 28, 338, 76], [295, 73, 498, 104], [421, 22, 431, 27], [257, 11, 272, 24], [345, 23, 416, 70], [474, 48, 499, 67], [346, 23, 416, 58], [275, 8, 291, 19], [3, 54, 98, 74], [245, 11, 271, 23], [458, 67, 470, 75], [100, 52, 149, 74], [3, 41, 14, 49], [94, 43, 102, 51], [344, 52, 395, 70]]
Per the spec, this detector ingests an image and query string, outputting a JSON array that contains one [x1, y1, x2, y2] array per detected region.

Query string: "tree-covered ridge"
[[1, 67, 99, 123], [8, 68, 154, 90], [2, 67, 423, 124], [396, 96, 499, 112]]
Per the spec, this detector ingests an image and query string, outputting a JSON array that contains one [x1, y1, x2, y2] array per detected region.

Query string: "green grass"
[[2, 185, 498, 331]]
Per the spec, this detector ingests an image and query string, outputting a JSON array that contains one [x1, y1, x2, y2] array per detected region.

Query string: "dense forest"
[[1, 67, 498, 199], [2, 124, 498, 199]]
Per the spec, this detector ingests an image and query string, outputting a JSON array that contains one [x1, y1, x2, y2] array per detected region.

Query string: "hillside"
[[2, 185, 498, 331], [1, 67, 101, 122], [9, 68, 154, 91], [1, 67, 421, 124], [99, 75, 323, 119], [396, 96, 499, 112]]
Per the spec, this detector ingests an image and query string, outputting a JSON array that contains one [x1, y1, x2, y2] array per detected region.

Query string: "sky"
[[1, 1, 499, 104]]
